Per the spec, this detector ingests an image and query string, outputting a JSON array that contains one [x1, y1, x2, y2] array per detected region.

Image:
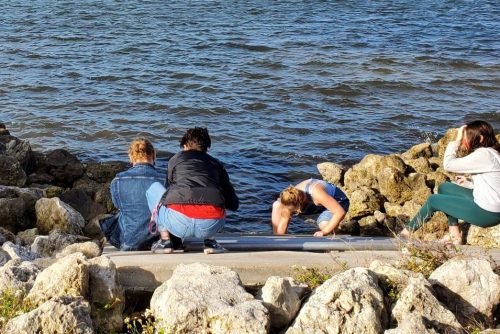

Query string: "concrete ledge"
[[102, 235, 500, 292], [105, 249, 401, 292]]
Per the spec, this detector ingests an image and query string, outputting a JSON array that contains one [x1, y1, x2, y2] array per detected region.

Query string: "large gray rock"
[[2, 241, 38, 261], [317, 162, 345, 186], [33, 149, 84, 187], [391, 276, 463, 334], [27, 252, 89, 305], [31, 230, 94, 258], [0, 135, 34, 172], [256, 276, 306, 331], [0, 155, 27, 187], [0, 259, 40, 296], [151, 263, 269, 334], [16, 228, 39, 247], [83, 161, 128, 183], [88, 256, 124, 333], [4, 296, 94, 334], [60, 188, 107, 221], [429, 258, 500, 325], [35, 197, 85, 235], [467, 224, 500, 248], [0, 186, 43, 233], [286, 268, 387, 334]]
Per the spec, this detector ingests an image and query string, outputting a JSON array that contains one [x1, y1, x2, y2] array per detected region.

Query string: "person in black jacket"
[[147, 127, 239, 254]]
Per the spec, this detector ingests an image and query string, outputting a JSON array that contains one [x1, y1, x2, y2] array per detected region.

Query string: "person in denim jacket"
[[101, 138, 165, 250]]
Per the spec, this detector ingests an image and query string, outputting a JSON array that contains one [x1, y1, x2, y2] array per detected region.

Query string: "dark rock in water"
[[0, 186, 43, 233], [0, 135, 34, 173], [31, 229, 95, 258], [60, 188, 106, 221], [0, 122, 10, 136], [33, 149, 84, 187], [84, 161, 128, 183], [27, 172, 55, 185], [0, 142, 5, 155], [95, 182, 115, 212], [0, 155, 27, 187]]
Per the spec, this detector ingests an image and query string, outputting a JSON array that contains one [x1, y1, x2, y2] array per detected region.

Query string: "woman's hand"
[[314, 230, 325, 237], [455, 125, 467, 142]]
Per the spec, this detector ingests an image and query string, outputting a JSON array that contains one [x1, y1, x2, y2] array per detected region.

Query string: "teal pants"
[[407, 182, 500, 231]]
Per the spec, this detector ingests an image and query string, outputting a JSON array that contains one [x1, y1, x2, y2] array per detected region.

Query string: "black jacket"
[[164, 150, 239, 211]]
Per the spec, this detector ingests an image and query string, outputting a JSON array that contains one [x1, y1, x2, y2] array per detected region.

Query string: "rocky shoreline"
[[1, 123, 499, 333]]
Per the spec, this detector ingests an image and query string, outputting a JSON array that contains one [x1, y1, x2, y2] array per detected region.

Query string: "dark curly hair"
[[180, 127, 211, 152]]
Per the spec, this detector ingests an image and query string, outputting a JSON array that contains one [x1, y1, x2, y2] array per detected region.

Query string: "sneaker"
[[203, 239, 227, 254], [151, 239, 173, 254]]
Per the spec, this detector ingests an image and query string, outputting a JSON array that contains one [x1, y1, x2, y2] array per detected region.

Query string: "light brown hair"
[[128, 138, 155, 163], [280, 186, 307, 213]]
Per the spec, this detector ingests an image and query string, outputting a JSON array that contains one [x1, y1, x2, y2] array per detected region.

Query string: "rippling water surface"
[[1, 1, 499, 233]]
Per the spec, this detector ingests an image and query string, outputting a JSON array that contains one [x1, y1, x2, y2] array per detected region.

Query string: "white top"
[[443, 140, 500, 212]]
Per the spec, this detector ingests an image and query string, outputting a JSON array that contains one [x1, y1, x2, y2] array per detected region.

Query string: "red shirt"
[[168, 204, 225, 219]]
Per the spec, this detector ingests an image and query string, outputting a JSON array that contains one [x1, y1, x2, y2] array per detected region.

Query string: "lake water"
[[1, 0, 499, 233]]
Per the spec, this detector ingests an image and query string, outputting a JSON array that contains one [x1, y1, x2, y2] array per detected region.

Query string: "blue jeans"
[[108, 163, 165, 250], [147, 182, 225, 239]]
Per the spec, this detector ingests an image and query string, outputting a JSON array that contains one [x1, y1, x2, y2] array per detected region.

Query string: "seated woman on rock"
[[100, 138, 166, 251], [399, 120, 500, 245], [272, 179, 350, 236], [146, 127, 239, 254]]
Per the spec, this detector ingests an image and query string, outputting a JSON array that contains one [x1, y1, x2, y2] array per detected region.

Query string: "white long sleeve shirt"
[[443, 140, 500, 212]]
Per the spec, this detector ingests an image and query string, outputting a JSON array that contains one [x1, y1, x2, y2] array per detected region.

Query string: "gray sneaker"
[[151, 239, 173, 254], [203, 239, 227, 254]]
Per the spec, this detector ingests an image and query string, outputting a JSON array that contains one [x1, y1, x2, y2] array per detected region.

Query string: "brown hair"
[[464, 120, 500, 154], [279, 186, 307, 213], [128, 138, 155, 163]]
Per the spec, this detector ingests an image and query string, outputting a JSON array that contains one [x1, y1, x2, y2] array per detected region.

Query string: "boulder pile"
[[2, 252, 498, 333]]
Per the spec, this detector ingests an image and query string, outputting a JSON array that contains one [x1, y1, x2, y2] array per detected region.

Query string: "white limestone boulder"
[[26, 252, 89, 305], [4, 295, 93, 334], [391, 276, 463, 334], [87, 256, 124, 333], [256, 276, 307, 331], [35, 197, 85, 235], [0, 259, 40, 296], [150, 263, 269, 334], [56, 241, 101, 259], [384, 316, 439, 334], [286, 268, 387, 334], [429, 258, 500, 324]]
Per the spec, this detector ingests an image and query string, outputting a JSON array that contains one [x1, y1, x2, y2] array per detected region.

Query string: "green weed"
[[292, 266, 332, 289]]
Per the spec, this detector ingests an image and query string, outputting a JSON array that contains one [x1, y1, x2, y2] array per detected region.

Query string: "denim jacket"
[[110, 163, 166, 250]]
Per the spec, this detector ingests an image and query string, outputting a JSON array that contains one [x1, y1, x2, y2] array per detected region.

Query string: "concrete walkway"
[[103, 235, 500, 292]]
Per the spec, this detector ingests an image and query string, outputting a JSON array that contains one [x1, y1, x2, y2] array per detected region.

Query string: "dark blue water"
[[1, 1, 499, 233]]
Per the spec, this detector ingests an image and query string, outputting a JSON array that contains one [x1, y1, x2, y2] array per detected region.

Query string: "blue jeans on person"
[[316, 186, 350, 225], [146, 182, 225, 239], [106, 163, 165, 251]]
